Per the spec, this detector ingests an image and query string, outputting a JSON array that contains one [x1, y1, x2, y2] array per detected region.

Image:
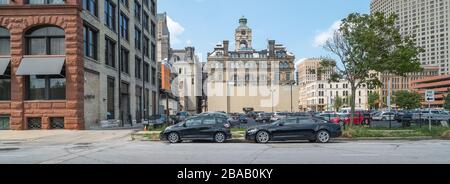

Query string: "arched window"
[[25, 26, 65, 55], [239, 40, 248, 49], [0, 27, 10, 56]]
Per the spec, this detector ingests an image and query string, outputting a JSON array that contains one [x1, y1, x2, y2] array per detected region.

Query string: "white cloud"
[[313, 20, 341, 47], [167, 16, 185, 44]]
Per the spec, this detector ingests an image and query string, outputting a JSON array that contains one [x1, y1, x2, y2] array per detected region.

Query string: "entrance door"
[[121, 82, 131, 126]]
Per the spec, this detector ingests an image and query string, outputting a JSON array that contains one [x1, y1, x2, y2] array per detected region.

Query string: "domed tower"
[[235, 16, 252, 51]]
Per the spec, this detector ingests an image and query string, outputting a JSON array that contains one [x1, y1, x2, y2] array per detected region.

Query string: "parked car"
[[318, 113, 341, 125], [339, 112, 365, 125], [270, 112, 290, 122], [290, 112, 313, 117], [148, 115, 169, 127], [245, 117, 342, 143], [160, 114, 232, 143], [256, 113, 272, 123], [372, 112, 396, 121]]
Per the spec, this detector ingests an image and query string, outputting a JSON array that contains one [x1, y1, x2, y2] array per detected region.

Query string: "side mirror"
[[182, 123, 187, 127]]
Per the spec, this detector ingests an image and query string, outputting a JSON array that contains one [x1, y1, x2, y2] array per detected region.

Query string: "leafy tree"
[[320, 12, 423, 127], [443, 89, 450, 111], [334, 96, 343, 112], [368, 92, 380, 110], [393, 91, 421, 110]]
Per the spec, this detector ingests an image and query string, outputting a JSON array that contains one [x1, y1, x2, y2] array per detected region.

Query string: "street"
[[1, 130, 450, 164]]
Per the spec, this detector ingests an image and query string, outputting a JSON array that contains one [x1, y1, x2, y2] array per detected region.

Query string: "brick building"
[[0, 0, 159, 130]]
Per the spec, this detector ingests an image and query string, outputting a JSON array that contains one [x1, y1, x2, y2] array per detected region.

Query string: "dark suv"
[[160, 114, 232, 143]]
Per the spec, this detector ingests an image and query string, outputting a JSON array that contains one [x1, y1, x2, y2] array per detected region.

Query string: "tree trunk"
[[349, 84, 357, 129]]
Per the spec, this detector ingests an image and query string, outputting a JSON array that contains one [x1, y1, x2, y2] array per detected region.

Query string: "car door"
[[181, 117, 203, 139], [296, 118, 317, 139], [271, 118, 298, 140], [198, 115, 217, 139]]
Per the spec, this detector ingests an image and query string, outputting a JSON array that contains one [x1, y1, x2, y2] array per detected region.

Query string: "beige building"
[[172, 47, 203, 114], [300, 80, 371, 112], [371, 0, 450, 74], [206, 17, 297, 113], [297, 58, 332, 86]]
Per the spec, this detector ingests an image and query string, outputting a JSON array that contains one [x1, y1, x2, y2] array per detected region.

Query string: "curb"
[[131, 132, 440, 142]]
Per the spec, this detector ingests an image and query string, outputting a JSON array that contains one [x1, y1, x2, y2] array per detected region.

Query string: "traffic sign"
[[425, 90, 435, 102]]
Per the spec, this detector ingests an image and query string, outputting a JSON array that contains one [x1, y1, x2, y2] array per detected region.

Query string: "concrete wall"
[[207, 84, 299, 113]]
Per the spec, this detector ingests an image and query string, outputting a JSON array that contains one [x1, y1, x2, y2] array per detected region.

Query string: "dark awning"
[[0, 58, 10, 75], [16, 57, 65, 75]]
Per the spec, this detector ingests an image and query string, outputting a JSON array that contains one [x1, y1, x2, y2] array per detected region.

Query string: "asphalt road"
[[1, 131, 449, 164]]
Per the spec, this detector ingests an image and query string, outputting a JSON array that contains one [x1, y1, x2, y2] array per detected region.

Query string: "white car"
[[372, 112, 395, 121]]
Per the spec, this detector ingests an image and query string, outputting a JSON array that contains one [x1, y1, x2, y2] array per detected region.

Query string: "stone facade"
[[0, 1, 84, 130], [206, 17, 297, 113], [0, 0, 159, 130]]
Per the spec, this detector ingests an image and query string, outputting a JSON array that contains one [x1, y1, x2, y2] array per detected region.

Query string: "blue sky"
[[158, 0, 371, 63]]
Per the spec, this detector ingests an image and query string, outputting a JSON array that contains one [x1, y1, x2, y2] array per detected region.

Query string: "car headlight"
[[247, 129, 258, 134]]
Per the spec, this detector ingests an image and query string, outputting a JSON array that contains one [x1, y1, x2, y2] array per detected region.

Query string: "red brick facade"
[[0, 1, 85, 130]]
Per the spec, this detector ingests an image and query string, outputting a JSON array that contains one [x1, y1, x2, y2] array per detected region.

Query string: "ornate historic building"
[[206, 17, 297, 113], [0, 0, 159, 130]]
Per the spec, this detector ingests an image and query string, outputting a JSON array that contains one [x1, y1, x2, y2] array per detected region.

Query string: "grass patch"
[[342, 126, 450, 138]]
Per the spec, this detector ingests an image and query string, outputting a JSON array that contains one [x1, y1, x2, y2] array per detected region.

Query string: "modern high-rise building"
[[371, 0, 450, 74], [0, 0, 159, 130]]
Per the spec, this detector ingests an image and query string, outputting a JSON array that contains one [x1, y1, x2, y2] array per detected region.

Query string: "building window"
[[26, 26, 65, 55], [107, 77, 115, 119], [120, 47, 129, 74], [0, 116, 9, 130], [27, 118, 42, 130], [0, 27, 10, 55], [83, 0, 98, 17], [151, 42, 156, 62], [50, 117, 64, 129], [120, 0, 128, 8], [0, 0, 10, 5], [143, 12, 149, 31], [144, 62, 149, 82], [104, 0, 116, 31], [151, 21, 156, 38], [151, 67, 156, 85], [83, 24, 98, 60], [135, 56, 141, 79], [0, 65, 10, 101], [27, 0, 65, 5], [26, 69, 66, 100], [150, 0, 156, 16], [134, 27, 141, 51], [105, 36, 116, 68], [119, 13, 129, 41], [143, 36, 149, 58], [134, 0, 141, 22]]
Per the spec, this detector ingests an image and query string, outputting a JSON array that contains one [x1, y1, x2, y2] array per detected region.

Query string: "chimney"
[[223, 40, 229, 56], [268, 40, 275, 57]]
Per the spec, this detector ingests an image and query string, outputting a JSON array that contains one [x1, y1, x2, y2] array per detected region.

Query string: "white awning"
[[16, 57, 65, 75], [0, 58, 10, 75]]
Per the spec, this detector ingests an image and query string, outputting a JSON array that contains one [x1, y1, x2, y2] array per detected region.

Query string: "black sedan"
[[245, 117, 342, 143], [160, 114, 232, 143]]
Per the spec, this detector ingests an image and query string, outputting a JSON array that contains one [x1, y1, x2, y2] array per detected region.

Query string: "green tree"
[[320, 12, 423, 128], [334, 96, 343, 112], [443, 89, 450, 111], [394, 91, 421, 110], [368, 92, 380, 110]]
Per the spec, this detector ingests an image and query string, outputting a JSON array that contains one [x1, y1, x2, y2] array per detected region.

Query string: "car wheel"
[[214, 132, 226, 143], [316, 130, 330, 143], [167, 132, 180, 144], [256, 131, 270, 143], [382, 117, 386, 121]]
